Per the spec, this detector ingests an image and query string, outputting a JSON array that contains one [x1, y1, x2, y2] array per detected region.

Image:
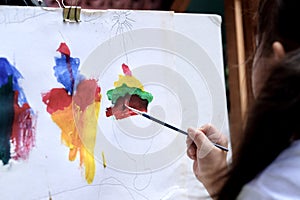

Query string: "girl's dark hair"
[[217, 0, 300, 199], [218, 48, 300, 200], [161, 0, 174, 10], [256, 0, 300, 58]]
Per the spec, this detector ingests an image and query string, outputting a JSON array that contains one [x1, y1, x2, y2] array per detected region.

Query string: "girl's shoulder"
[[237, 140, 300, 200]]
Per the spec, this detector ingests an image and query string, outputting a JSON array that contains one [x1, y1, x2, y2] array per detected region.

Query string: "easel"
[[224, 0, 257, 157]]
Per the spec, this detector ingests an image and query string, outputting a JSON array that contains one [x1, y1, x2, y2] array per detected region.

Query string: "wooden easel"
[[171, 0, 191, 12], [224, 0, 258, 156]]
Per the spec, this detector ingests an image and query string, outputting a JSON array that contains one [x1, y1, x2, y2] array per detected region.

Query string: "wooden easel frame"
[[171, 0, 191, 12], [224, 0, 258, 155]]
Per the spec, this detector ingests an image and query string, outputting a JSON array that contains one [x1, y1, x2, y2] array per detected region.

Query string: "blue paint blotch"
[[0, 58, 28, 106], [53, 55, 81, 95]]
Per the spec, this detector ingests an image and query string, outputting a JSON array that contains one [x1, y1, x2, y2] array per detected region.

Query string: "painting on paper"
[[0, 6, 229, 200], [0, 58, 36, 166]]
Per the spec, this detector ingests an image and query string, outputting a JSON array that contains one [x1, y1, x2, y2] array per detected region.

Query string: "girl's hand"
[[186, 124, 228, 197]]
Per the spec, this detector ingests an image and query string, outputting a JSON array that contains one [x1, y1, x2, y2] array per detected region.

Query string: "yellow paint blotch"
[[50, 99, 100, 184], [114, 75, 144, 90]]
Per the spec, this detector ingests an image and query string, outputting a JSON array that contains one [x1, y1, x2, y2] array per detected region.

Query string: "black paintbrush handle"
[[141, 113, 188, 135], [141, 113, 228, 152]]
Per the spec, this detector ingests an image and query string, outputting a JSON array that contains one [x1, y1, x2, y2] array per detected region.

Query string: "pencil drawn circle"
[[79, 28, 227, 173]]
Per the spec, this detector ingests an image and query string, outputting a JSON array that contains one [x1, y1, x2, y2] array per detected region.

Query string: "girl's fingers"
[[187, 142, 196, 158], [188, 127, 215, 159], [188, 128, 207, 148], [199, 124, 228, 147]]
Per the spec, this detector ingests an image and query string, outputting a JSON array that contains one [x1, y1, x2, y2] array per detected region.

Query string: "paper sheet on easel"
[[0, 6, 229, 200]]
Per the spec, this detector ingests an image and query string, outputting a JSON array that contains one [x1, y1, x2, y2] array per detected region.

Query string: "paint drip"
[[42, 43, 101, 184], [0, 58, 36, 165]]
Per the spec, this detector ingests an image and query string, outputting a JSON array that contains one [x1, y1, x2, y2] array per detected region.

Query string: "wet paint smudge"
[[42, 43, 101, 184], [42, 88, 72, 114], [0, 75, 14, 165], [0, 58, 36, 165], [106, 63, 153, 120], [54, 43, 81, 95]]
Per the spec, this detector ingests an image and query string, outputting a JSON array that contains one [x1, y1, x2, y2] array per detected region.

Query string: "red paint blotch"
[[42, 88, 72, 114], [57, 42, 71, 56], [106, 94, 148, 119], [73, 79, 101, 111], [122, 63, 132, 76], [11, 91, 36, 161]]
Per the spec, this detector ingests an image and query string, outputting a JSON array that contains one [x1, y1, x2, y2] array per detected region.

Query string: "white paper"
[[0, 6, 229, 200]]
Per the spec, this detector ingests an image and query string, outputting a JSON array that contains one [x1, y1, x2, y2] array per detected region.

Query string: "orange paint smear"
[[43, 79, 101, 184]]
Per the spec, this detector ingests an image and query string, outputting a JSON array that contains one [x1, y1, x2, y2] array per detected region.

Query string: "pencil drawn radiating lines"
[[111, 11, 135, 35]]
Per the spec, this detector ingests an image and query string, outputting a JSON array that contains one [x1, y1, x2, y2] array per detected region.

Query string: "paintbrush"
[[125, 105, 228, 152]]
